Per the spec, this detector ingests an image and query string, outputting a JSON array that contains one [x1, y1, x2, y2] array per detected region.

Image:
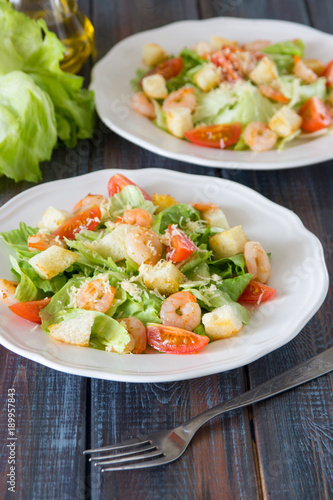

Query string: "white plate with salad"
[[91, 18, 333, 170], [0, 169, 328, 382]]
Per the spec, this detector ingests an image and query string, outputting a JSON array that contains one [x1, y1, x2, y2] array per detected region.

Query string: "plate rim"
[[0, 168, 329, 382]]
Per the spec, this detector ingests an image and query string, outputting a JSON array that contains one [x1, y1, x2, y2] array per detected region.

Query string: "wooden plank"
[[0, 345, 88, 500]]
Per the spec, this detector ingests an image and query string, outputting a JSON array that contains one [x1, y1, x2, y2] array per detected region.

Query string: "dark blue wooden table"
[[0, 1, 332, 498]]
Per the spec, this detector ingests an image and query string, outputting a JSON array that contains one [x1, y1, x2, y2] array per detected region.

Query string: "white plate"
[[91, 18, 333, 170], [0, 169, 329, 382]]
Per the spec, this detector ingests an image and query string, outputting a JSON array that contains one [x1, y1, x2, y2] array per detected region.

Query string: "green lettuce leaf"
[[209, 254, 247, 279], [215, 274, 253, 301], [262, 39, 305, 57], [153, 204, 200, 234], [108, 185, 156, 218], [0, 71, 57, 182], [10, 256, 38, 302], [278, 76, 327, 106], [0, 222, 38, 259]]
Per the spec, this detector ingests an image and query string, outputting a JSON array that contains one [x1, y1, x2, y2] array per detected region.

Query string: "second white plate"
[[91, 17, 333, 170]]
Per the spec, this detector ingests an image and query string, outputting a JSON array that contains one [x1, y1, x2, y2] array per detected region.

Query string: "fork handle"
[[183, 347, 333, 434]]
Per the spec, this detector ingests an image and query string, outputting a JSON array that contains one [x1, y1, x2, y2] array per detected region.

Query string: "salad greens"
[[0, 176, 273, 355], [0, 0, 95, 182]]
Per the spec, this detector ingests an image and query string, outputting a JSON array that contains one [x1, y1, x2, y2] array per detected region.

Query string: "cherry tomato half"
[[298, 97, 332, 132], [166, 225, 196, 263], [9, 298, 51, 324], [238, 281, 276, 304], [146, 323, 209, 354], [143, 57, 183, 81], [258, 84, 290, 103], [52, 205, 101, 240], [323, 60, 333, 86], [185, 123, 242, 149], [107, 174, 151, 200]]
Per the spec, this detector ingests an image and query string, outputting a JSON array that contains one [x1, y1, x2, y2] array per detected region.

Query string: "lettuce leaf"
[[215, 274, 252, 302], [0, 222, 38, 260], [10, 256, 38, 302], [0, 71, 57, 182], [153, 204, 200, 234], [107, 185, 156, 218], [209, 254, 247, 278], [262, 39, 305, 57]]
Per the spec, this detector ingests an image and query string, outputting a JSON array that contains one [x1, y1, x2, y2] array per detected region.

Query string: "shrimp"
[[131, 91, 156, 119], [242, 40, 271, 52], [72, 194, 107, 215], [192, 202, 219, 212], [0, 279, 18, 304], [293, 58, 318, 84], [76, 279, 116, 313], [28, 231, 67, 252], [162, 88, 197, 112], [243, 122, 278, 152], [125, 227, 162, 265], [116, 208, 153, 228], [160, 291, 201, 331], [244, 241, 271, 284], [118, 317, 147, 354]]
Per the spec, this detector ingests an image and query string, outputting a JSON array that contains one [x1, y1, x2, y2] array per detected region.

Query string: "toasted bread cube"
[[139, 261, 185, 296], [166, 107, 193, 138], [93, 224, 134, 262], [202, 208, 230, 230], [193, 63, 220, 92], [142, 74, 168, 99], [37, 207, 71, 233], [250, 56, 278, 85], [28, 246, 79, 280], [304, 59, 326, 76], [0, 279, 18, 304], [142, 43, 168, 66], [269, 106, 302, 137], [192, 41, 214, 57], [49, 315, 95, 347], [210, 35, 238, 50], [202, 305, 243, 340], [209, 225, 248, 259], [152, 193, 178, 214]]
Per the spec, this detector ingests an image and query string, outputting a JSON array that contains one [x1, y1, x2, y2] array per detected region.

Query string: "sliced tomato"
[[146, 323, 209, 354], [185, 123, 242, 149], [9, 298, 51, 324], [143, 57, 183, 81], [166, 225, 196, 263], [238, 281, 276, 304], [323, 59, 333, 86], [107, 174, 151, 200], [298, 97, 332, 132], [52, 205, 101, 240], [191, 203, 219, 212], [258, 84, 290, 103]]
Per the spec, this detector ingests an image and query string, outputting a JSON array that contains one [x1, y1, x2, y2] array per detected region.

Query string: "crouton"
[[202, 305, 243, 340], [152, 193, 178, 214], [193, 63, 220, 92], [37, 207, 71, 233], [49, 315, 95, 347], [202, 208, 230, 230], [250, 56, 278, 85], [304, 59, 326, 76], [269, 106, 303, 137], [166, 107, 193, 138], [209, 225, 248, 259], [28, 246, 79, 280], [139, 260, 185, 296], [142, 43, 168, 66], [142, 74, 168, 99], [210, 35, 238, 50], [92, 224, 134, 262]]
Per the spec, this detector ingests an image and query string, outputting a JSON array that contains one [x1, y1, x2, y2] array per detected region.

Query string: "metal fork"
[[84, 347, 333, 471]]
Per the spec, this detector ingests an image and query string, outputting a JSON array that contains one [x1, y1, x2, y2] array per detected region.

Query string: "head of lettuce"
[[0, 0, 94, 183]]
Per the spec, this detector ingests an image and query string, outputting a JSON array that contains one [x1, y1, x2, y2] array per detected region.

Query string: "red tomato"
[[146, 323, 209, 354], [258, 84, 290, 103], [9, 298, 51, 324], [192, 203, 219, 212], [144, 57, 183, 81], [52, 206, 101, 240], [323, 60, 333, 86], [166, 225, 196, 263], [238, 281, 276, 304], [185, 123, 242, 149], [107, 174, 151, 200], [298, 97, 332, 132]]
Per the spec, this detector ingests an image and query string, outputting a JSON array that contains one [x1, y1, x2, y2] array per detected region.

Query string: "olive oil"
[[10, 0, 94, 73]]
